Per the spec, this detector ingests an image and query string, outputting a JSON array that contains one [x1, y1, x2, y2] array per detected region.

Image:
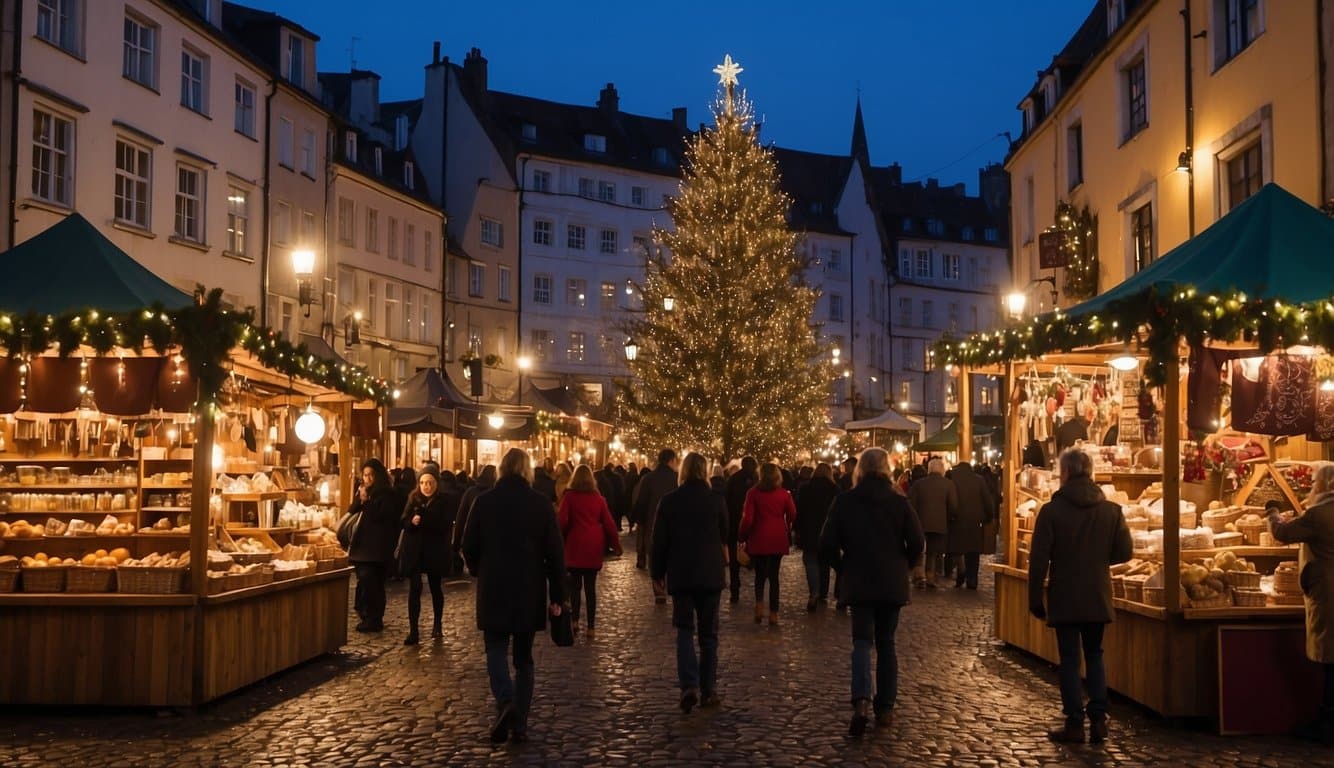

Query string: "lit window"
[[567, 278, 587, 308], [567, 331, 586, 362], [600, 282, 615, 310], [226, 186, 248, 255]]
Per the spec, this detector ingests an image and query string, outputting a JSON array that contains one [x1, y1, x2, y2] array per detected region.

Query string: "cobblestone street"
[[0, 532, 1328, 767]]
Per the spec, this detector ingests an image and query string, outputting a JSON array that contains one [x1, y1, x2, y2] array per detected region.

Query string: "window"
[[1107, 0, 1127, 33], [273, 201, 290, 244], [480, 217, 502, 247], [902, 217, 913, 232], [234, 80, 256, 137], [1067, 122, 1084, 189], [1219, 0, 1262, 64], [922, 300, 934, 328], [567, 278, 587, 308], [468, 263, 484, 297], [631, 186, 645, 206], [344, 132, 358, 163], [337, 197, 354, 244], [521, 123, 537, 142], [301, 129, 315, 176], [942, 253, 960, 280], [424, 229, 434, 272], [583, 134, 606, 152], [280, 300, 294, 340], [915, 249, 931, 278], [365, 208, 379, 252], [567, 224, 586, 250], [173, 165, 204, 242], [599, 228, 618, 255], [926, 219, 944, 236], [384, 282, 399, 338], [898, 249, 911, 277], [600, 282, 615, 310], [533, 274, 552, 304], [31, 109, 73, 206], [598, 181, 616, 202], [373, 147, 383, 176], [403, 161, 415, 189], [531, 329, 551, 362], [387, 217, 398, 260], [420, 298, 434, 343], [367, 279, 377, 328], [829, 294, 843, 322], [652, 147, 669, 166], [567, 332, 586, 362], [337, 267, 355, 308], [403, 286, 415, 344], [1132, 202, 1154, 272], [113, 140, 150, 228], [498, 266, 512, 302], [984, 227, 999, 242], [37, 0, 80, 54], [1227, 140, 1263, 209], [226, 187, 248, 255], [404, 223, 416, 265], [897, 297, 912, 326], [302, 210, 315, 242], [123, 14, 156, 89], [180, 47, 206, 114], [826, 248, 842, 273], [285, 34, 305, 87], [278, 118, 294, 168], [1124, 56, 1148, 139], [948, 302, 959, 332], [394, 115, 409, 150], [533, 170, 551, 193], [533, 219, 552, 246], [967, 256, 979, 285], [980, 384, 994, 410], [633, 235, 649, 257], [900, 339, 914, 369], [578, 178, 594, 198], [962, 226, 974, 241]]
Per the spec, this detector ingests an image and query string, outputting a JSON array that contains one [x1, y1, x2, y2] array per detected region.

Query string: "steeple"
[[850, 97, 869, 163]]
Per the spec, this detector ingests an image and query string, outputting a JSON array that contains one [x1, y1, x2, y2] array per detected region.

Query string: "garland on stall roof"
[[933, 285, 1334, 387], [0, 287, 393, 406]]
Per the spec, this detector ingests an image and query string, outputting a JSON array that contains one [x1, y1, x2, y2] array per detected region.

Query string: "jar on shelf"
[[51, 467, 71, 484]]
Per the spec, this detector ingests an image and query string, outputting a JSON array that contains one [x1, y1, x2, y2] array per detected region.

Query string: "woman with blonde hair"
[[554, 461, 574, 503], [1269, 462, 1334, 743], [739, 462, 797, 624], [558, 464, 623, 639]]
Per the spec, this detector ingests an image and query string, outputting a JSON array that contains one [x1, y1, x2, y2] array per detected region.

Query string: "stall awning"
[[844, 409, 919, 433], [912, 418, 995, 452], [298, 333, 350, 369], [528, 382, 582, 416], [454, 406, 535, 441], [387, 368, 470, 433], [0, 213, 193, 313]]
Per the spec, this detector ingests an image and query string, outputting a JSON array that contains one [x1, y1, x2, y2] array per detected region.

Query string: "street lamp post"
[[292, 249, 316, 318], [1005, 275, 1058, 318], [517, 355, 532, 407], [623, 337, 638, 362]]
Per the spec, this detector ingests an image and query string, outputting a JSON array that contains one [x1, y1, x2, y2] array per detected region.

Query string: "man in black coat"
[[724, 456, 758, 604], [794, 463, 840, 610], [907, 458, 957, 589], [1028, 448, 1132, 745], [461, 448, 568, 745], [595, 463, 625, 531], [532, 458, 558, 506], [820, 448, 924, 737], [948, 461, 995, 589], [632, 449, 679, 603], [651, 453, 728, 712]]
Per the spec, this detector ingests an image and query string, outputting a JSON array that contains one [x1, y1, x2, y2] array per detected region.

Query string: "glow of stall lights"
[[1322, 378, 1334, 393], [295, 408, 326, 444], [167, 428, 179, 442], [319, 481, 331, 504], [1107, 355, 1139, 372], [487, 412, 505, 429], [212, 444, 224, 470]]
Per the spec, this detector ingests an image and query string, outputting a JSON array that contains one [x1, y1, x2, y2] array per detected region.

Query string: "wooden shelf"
[[0, 592, 196, 607], [0, 483, 137, 490], [3, 457, 136, 463], [1183, 605, 1305, 620], [200, 566, 351, 605], [141, 506, 190, 512], [1, 509, 135, 516], [220, 491, 285, 502], [141, 484, 192, 490]]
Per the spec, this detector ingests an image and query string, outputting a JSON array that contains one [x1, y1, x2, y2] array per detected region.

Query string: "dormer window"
[[961, 226, 974, 241], [926, 219, 944, 236], [394, 115, 409, 151], [902, 217, 913, 232], [652, 147, 669, 166], [522, 123, 537, 143], [583, 133, 606, 152], [285, 33, 306, 88], [373, 147, 382, 175], [809, 202, 823, 215], [344, 131, 357, 162], [403, 161, 415, 190], [1107, 0, 1127, 34]]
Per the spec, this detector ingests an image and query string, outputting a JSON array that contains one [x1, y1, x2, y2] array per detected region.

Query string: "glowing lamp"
[[1322, 378, 1334, 393], [295, 408, 326, 444], [1107, 355, 1139, 372], [1006, 291, 1027, 318], [517, 355, 532, 371], [487, 412, 505, 429], [663, 296, 675, 311], [624, 337, 638, 362]]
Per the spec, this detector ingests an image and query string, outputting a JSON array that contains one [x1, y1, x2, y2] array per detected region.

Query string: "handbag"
[[549, 602, 574, 647], [336, 509, 362, 549], [736, 541, 752, 569], [395, 530, 422, 576]]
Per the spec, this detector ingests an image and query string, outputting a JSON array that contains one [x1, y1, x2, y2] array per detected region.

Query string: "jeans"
[[407, 568, 443, 629], [484, 631, 535, 733], [568, 568, 599, 628], [850, 602, 901, 712], [672, 590, 721, 693], [752, 554, 782, 611], [353, 562, 387, 626], [954, 552, 981, 588], [1054, 623, 1108, 725], [801, 548, 829, 598]]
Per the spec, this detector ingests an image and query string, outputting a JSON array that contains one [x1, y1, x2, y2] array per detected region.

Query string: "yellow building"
[[1008, 0, 1322, 309]]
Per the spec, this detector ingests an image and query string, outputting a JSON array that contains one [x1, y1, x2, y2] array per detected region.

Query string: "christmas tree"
[[619, 55, 832, 461]]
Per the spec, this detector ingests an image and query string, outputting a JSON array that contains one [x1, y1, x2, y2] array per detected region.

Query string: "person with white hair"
[[907, 457, 957, 589]]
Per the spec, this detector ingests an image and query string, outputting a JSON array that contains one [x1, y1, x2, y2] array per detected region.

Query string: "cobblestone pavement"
[[0, 531, 1329, 766]]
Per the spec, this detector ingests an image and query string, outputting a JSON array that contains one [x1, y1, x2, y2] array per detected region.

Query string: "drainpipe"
[[259, 80, 278, 326], [5, 0, 23, 249], [1181, 2, 1197, 237]]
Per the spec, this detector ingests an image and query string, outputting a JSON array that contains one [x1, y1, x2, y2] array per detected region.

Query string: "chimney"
[[672, 107, 687, 133], [463, 47, 488, 94], [926, 178, 939, 190], [953, 182, 966, 197], [598, 82, 619, 113], [887, 162, 902, 186], [432, 41, 440, 65]]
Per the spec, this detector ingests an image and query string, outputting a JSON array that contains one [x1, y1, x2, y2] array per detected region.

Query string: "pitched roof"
[[317, 69, 380, 119], [868, 167, 1008, 249], [770, 147, 854, 236]]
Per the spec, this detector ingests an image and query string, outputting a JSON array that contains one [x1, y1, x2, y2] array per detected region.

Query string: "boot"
[[768, 610, 779, 626], [1047, 721, 1085, 744], [806, 596, 818, 613], [584, 626, 596, 641], [1089, 717, 1108, 744], [403, 626, 419, 646], [754, 603, 765, 624], [431, 619, 443, 638], [875, 710, 894, 728], [680, 687, 699, 714], [848, 698, 871, 738]]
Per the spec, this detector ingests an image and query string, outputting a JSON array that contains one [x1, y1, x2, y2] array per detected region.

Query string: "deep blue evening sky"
[[264, 1, 1092, 192]]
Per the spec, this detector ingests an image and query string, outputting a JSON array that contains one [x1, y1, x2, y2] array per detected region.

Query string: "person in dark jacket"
[[948, 461, 995, 590], [436, 470, 464, 577], [559, 465, 622, 638], [594, 463, 625, 531], [724, 456, 758, 603], [348, 458, 399, 632], [837, 456, 857, 492], [399, 466, 453, 645], [621, 463, 640, 529], [795, 462, 839, 611], [651, 452, 728, 713], [461, 448, 568, 745], [632, 449, 679, 602], [532, 458, 558, 506], [452, 465, 496, 558], [1028, 448, 1132, 745], [820, 448, 924, 737], [908, 458, 957, 589]]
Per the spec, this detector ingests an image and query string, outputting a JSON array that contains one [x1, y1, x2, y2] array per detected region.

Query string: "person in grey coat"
[[908, 457, 956, 589], [1028, 448, 1132, 745], [633, 448, 680, 603], [948, 461, 995, 589]]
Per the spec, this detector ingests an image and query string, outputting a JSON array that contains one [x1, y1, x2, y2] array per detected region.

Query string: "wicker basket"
[[116, 565, 187, 594], [1270, 592, 1306, 606], [1202, 506, 1247, 533], [1233, 588, 1267, 607], [0, 565, 18, 593], [1237, 518, 1268, 545], [21, 565, 67, 592], [312, 544, 345, 561], [1223, 570, 1262, 589], [1142, 586, 1165, 606], [1123, 577, 1147, 603], [1111, 575, 1126, 599], [316, 555, 349, 573], [229, 552, 273, 566], [206, 573, 232, 595], [1187, 588, 1234, 609], [1273, 562, 1301, 595], [1211, 531, 1245, 548], [273, 563, 316, 581], [66, 566, 116, 593]]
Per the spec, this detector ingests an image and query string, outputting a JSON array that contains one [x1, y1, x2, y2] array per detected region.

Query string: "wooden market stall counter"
[[0, 567, 350, 707]]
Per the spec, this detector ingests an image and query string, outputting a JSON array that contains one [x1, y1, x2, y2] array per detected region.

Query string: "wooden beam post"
[[959, 367, 973, 462], [1164, 368, 1183, 614]]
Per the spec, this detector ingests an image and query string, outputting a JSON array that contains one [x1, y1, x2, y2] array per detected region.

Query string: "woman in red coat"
[[558, 464, 623, 639], [740, 462, 797, 625]]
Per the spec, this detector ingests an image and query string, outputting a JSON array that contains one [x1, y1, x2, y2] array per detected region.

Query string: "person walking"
[[795, 462, 839, 610], [837, 456, 857, 492], [399, 466, 453, 645], [348, 458, 400, 633], [724, 456, 758, 604], [908, 458, 957, 589], [820, 448, 924, 737], [595, 463, 625, 531], [461, 448, 568, 745], [558, 464, 623, 640], [632, 449, 680, 602], [948, 461, 995, 589], [1269, 463, 1334, 744], [651, 452, 728, 713], [1028, 448, 1133, 745], [452, 464, 496, 563], [533, 458, 558, 506], [554, 461, 573, 504], [739, 463, 796, 625]]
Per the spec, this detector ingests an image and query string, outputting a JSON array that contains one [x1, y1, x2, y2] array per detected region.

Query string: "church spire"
[[850, 96, 869, 163]]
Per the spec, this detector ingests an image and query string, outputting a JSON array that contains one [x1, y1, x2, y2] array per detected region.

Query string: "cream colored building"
[[1008, 0, 1323, 308]]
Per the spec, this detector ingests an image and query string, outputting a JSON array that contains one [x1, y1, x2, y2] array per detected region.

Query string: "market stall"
[[843, 408, 921, 456], [939, 185, 1331, 733], [0, 215, 390, 706]]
